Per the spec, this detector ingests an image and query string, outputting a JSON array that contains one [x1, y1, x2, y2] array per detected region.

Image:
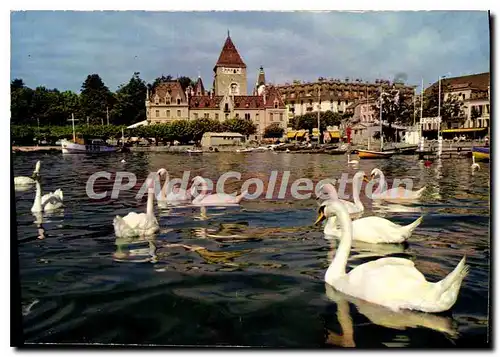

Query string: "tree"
[[149, 75, 174, 91], [110, 72, 147, 126], [371, 87, 412, 141], [422, 83, 465, 128], [189, 118, 223, 141], [80, 74, 114, 124], [222, 118, 256, 136], [177, 76, 196, 92], [263, 123, 284, 138], [11, 78, 34, 125]]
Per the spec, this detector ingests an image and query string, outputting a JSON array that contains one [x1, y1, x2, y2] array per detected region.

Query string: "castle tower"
[[194, 76, 205, 96], [213, 32, 247, 96], [256, 66, 266, 96]]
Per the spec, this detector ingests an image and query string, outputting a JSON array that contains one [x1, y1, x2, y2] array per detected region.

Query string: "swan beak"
[[363, 175, 370, 183], [314, 208, 326, 225]]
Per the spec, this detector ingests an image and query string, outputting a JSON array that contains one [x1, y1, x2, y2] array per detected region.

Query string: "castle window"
[[166, 110, 170, 118], [194, 113, 198, 119], [279, 113, 283, 121], [224, 103, 229, 112], [274, 101, 279, 109], [166, 97, 171, 104], [235, 113, 240, 118], [244, 113, 251, 120], [270, 113, 274, 121], [337, 100, 341, 106], [233, 69, 237, 74], [204, 113, 209, 119], [215, 113, 219, 120], [177, 98, 181, 105], [159, 98, 164, 104], [230, 83, 239, 95], [155, 96, 159, 105], [177, 110, 181, 117], [155, 110, 159, 117]]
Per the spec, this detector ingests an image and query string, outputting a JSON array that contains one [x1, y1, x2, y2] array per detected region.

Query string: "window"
[[233, 69, 237, 74], [194, 113, 198, 119], [159, 98, 164, 104], [177, 110, 181, 117], [235, 113, 240, 118], [166, 97, 171, 104], [279, 113, 283, 121], [155, 110, 159, 117], [204, 113, 209, 119], [215, 113, 219, 120], [345, 100, 348, 105], [486, 104, 490, 114], [270, 113, 274, 121], [225, 113, 229, 119], [230, 83, 239, 95], [224, 103, 229, 112], [478, 119, 482, 127], [177, 98, 181, 105], [155, 97, 159, 105], [166, 110, 170, 118], [337, 100, 341, 106], [244, 113, 251, 120], [274, 101, 278, 109]]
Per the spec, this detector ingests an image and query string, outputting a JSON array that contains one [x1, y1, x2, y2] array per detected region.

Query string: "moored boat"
[[472, 146, 490, 162], [61, 138, 119, 154], [357, 149, 395, 159]]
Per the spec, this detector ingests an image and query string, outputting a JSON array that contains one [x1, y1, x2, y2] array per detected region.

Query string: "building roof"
[[233, 95, 265, 109], [189, 96, 224, 109], [152, 81, 187, 102], [214, 35, 246, 69], [263, 85, 286, 109], [203, 132, 245, 137], [429, 72, 490, 92]]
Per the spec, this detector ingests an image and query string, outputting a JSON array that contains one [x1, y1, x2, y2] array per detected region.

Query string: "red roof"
[[194, 77, 205, 96], [152, 81, 186, 103], [214, 35, 246, 69], [189, 96, 224, 109], [263, 86, 286, 109], [233, 96, 265, 109]]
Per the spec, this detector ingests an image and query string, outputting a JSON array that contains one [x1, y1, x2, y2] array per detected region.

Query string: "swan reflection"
[[325, 239, 407, 262], [113, 237, 158, 263], [324, 284, 458, 347]]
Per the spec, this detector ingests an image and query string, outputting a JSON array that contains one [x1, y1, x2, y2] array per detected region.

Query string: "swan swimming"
[[347, 153, 359, 165], [113, 178, 159, 238], [317, 171, 368, 214], [315, 200, 469, 313], [31, 176, 64, 212], [15, 160, 41, 189], [190, 176, 247, 206], [471, 156, 480, 171], [156, 168, 191, 207], [369, 168, 426, 201]]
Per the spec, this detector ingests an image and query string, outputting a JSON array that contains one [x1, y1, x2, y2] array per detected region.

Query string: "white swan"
[[317, 171, 368, 214], [318, 200, 423, 243], [347, 153, 359, 165], [15, 160, 41, 188], [315, 200, 469, 312], [113, 178, 159, 238], [369, 168, 426, 201], [31, 179, 64, 212], [190, 176, 247, 206], [471, 156, 480, 171], [156, 168, 191, 207]]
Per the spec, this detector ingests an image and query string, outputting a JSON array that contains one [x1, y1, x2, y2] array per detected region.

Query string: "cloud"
[[11, 11, 490, 93]]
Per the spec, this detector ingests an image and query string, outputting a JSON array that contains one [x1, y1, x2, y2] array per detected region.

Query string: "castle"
[[145, 33, 287, 141]]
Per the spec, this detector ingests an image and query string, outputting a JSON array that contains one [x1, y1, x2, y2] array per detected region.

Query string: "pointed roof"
[[214, 34, 246, 70], [257, 66, 266, 86], [194, 77, 205, 96]]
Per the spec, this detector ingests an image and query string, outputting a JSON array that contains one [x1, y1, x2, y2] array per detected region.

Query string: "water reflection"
[[324, 284, 459, 347], [114, 237, 158, 263]]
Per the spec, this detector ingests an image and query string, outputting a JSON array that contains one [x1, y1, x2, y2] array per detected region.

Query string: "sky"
[[10, 11, 490, 93]]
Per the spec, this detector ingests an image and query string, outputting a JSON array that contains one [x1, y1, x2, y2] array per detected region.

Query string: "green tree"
[[177, 76, 196, 92], [422, 83, 465, 128], [222, 118, 256, 136], [371, 87, 413, 140], [189, 118, 223, 141], [10, 79, 34, 125], [80, 74, 114, 124], [148, 75, 174, 91], [263, 123, 284, 138], [110, 72, 147, 126]]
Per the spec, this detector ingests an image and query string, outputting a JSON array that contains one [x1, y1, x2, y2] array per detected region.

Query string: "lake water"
[[13, 151, 490, 347]]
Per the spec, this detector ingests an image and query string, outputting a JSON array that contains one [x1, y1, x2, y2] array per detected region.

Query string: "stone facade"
[[145, 34, 287, 141]]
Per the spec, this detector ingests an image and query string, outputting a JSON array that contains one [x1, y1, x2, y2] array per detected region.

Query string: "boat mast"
[[379, 87, 383, 151], [72, 113, 76, 142]]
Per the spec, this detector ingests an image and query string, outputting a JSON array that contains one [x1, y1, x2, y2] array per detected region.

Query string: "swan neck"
[[161, 171, 169, 199], [325, 210, 352, 283], [352, 175, 363, 208], [33, 181, 42, 211], [146, 190, 154, 216], [374, 170, 386, 194], [191, 179, 208, 203]]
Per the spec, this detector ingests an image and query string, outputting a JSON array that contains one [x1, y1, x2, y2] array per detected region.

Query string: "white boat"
[[186, 149, 203, 154], [60, 113, 120, 154], [61, 138, 119, 154]]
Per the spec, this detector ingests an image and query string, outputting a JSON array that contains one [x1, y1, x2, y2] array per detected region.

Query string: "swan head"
[[352, 171, 368, 183], [317, 182, 338, 201], [315, 199, 348, 225], [34, 160, 41, 174], [157, 168, 168, 177], [370, 168, 382, 180]]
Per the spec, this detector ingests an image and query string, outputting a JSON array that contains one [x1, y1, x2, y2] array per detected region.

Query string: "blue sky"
[[11, 11, 490, 93]]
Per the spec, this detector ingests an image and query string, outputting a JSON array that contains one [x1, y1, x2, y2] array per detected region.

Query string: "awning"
[[329, 131, 341, 139], [296, 131, 306, 138], [312, 128, 319, 137], [287, 131, 297, 139], [127, 120, 148, 129], [442, 128, 488, 133]]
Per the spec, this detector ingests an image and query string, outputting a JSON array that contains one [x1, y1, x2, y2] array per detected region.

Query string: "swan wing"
[[349, 217, 409, 243], [14, 176, 35, 185]]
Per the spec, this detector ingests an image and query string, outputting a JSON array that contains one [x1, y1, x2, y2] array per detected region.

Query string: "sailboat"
[[61, 113, 119, 154], [358, 89, 395, 159]]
